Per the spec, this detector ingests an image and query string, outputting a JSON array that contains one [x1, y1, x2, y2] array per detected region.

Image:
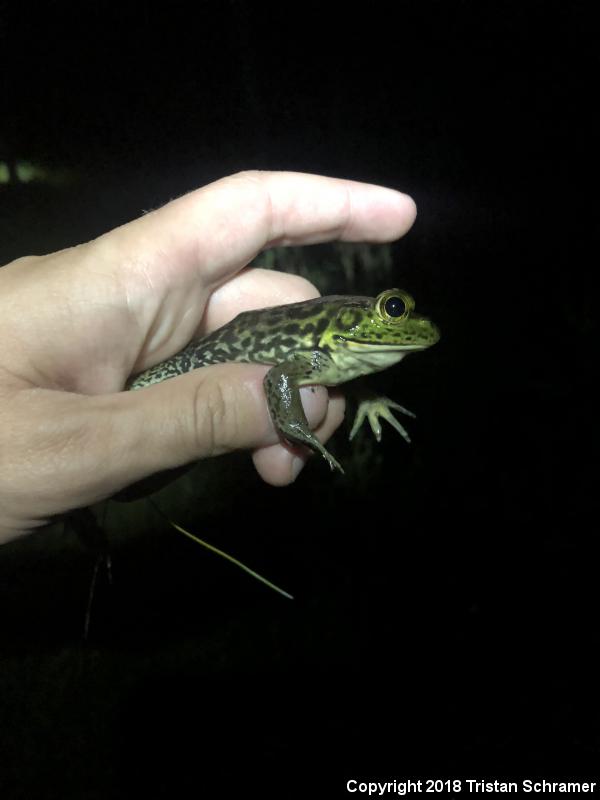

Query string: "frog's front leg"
[[264, 353, 344, 473]]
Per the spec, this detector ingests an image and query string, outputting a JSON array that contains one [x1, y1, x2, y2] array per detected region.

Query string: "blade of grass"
[[148, 499, 294, 600]]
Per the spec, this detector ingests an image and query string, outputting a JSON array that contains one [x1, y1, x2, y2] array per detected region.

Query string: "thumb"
[[0, 364, 330, 542], [117, 362, 334, 484], [115, 362, 288, 472], [0, 363, 329, 537]]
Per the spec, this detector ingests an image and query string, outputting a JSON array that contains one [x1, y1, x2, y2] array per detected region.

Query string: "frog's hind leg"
[[264, 356, 344, 473]]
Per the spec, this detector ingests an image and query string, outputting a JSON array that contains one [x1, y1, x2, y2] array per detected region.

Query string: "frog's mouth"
[[344, 339, 429, 351]]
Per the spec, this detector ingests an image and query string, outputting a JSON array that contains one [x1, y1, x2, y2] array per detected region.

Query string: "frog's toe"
[[385, 399, 416, 419], [311, 438, 344, 473], [349, 406, 368, 441], [326, 453, 345, 474], [366, 411, 383, 442], [376, 405, 412, 443]]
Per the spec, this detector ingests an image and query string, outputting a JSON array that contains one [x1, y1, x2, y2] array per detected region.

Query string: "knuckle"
[[190, 376, 235, 457]]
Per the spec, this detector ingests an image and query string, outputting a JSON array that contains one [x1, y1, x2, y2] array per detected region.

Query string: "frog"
[[128, 288, 440, 472]]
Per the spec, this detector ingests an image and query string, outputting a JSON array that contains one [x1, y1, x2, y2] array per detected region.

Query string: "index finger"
[[98, 170, 417, 291]]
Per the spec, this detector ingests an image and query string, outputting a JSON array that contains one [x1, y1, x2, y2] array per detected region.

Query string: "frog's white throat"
[[329, 346, 412, 381]]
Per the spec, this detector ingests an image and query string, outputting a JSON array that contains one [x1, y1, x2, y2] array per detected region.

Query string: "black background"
[[0, 2, 597, 798]]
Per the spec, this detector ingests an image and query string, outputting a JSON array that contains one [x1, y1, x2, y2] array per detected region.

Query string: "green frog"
[[129, 288, 440, 471]]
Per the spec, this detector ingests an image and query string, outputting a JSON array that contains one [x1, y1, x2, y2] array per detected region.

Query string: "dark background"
[[0, 2, 596, 797]]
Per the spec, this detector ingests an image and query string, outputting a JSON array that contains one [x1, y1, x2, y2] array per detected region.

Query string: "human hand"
[[0, 171, 417, 542]]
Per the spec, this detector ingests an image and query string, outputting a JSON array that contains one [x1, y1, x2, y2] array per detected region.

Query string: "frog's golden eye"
[[376, 289, 414, 322]]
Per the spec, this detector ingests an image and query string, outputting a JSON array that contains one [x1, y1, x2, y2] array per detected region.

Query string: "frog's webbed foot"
[[328, 455, 344, 473], [349, 395, 416, 444], [275, 418, 344, 473], [305, 433, 344, 474]]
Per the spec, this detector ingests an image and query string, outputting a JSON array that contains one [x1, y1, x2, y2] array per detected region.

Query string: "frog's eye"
[[376, 289, 414, 322], [384, 295, 405, 317]]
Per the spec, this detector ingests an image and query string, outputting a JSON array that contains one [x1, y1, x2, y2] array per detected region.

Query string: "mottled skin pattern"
[[129, 290, 440, 471]]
